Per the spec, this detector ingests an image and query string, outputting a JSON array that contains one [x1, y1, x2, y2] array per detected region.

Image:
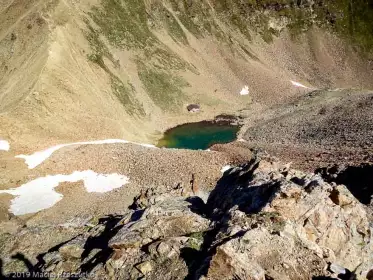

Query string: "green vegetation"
[[136, 60, 189, 111], [85, 21, 145, 116], [213, 0, 373, 53], [87, 0, 373, 54], [89, 0, 157, 49], [85, 23, 115, 68], [84, 0, 373, 116], [168, 0, 224, 38], [143, 47, 189, 71], [248, 211, 286, 234], [111, 76, 146, 116], [85, 0, 194, 113], [150, 2, 189, 45], [286, 8, 313, 38], [162, 10, 189, 44], [186, 231, 205, 250], [314, 0, 373, 53]]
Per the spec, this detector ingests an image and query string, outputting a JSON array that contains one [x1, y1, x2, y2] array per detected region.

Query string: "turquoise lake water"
[[157, 121, 240, 150]]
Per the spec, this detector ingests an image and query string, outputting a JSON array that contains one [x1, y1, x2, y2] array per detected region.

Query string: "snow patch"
[[16, 139, 156, 169], [0, 140, 10, 151], [240, 85, 250, 95], [290, 80, 311, 89], [221, 165, 232, 173], [0, 170, 130, 215]]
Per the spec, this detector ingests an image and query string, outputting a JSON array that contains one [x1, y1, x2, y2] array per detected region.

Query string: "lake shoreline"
[[157, 114, 242, 150]]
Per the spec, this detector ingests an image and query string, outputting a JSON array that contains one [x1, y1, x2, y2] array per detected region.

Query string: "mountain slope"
[[0, 0, 372, 153], [240, 89, 373, 170]]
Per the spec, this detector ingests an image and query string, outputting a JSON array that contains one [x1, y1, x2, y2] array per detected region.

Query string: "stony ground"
[[240, 89, 373, 171], [0, 153, 371, 279], [0, 141, 253, 227]]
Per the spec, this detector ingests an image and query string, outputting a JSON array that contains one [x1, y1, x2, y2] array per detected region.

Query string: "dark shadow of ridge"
[[182, 156, 282, 279]]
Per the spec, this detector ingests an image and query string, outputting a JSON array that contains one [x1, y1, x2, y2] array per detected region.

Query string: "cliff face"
[[0, 0, 372, 151], [1, 154, 371, 279]]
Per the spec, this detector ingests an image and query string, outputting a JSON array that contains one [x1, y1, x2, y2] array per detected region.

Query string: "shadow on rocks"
[[0, 254, 49, 280], [5, 214, 132, 279], [79, 215, 125, 274], [185, 196, 207, 217], [316, 163, 373, 205], [181, 155, 281, 279], [206, 156, 281, 220]]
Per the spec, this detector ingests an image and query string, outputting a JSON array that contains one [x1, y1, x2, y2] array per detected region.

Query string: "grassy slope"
[[85, 0, 193, 114], [84, 0, 373, 116]]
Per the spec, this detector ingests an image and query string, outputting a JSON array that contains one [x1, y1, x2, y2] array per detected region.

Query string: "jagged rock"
[[155, 241, 171, 256], [1, 155, 372, 280], [328, 184, 355, 207], [90, 194, 208, 279], [58, 236, 86, 259], [136, 261, 153, 275], [208, 226, 326, 280], [205, 155, 372, 279], [109, 195, 209, 250]]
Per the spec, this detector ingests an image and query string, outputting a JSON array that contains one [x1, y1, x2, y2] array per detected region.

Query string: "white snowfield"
[[0, 170, 130, 215], [221, 165, 232, 173], [0, 140, 10, 151], [290, 80, 311, 89], [16, 139, 156, 169], [240, 85, 250, 95]]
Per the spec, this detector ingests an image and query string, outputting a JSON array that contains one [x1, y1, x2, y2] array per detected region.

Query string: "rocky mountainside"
[[1, 1, 373, 279], [240, 89, 373, 171], [1, 0, 373, 152], [1, 153, 372, 279]]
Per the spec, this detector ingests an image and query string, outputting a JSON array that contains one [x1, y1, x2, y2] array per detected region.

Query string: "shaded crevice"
[[316, 163, 373, 205], [181, 226, 247, 280]]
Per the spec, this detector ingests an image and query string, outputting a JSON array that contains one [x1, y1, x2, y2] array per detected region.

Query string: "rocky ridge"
[[1, 152, 372, 279]]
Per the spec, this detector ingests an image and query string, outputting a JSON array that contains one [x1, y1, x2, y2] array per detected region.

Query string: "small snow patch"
[[0, 170, 130, 215], [240, 85, 249, 95], [221, 165, 232, 173], [290, 80, 311, 89], [16, 139, 156, 169], [0, 140, 10, 151]]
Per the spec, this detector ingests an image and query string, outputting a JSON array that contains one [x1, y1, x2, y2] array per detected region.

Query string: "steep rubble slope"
[[0, 154, 371, 279], [241, 89, 373, 171]]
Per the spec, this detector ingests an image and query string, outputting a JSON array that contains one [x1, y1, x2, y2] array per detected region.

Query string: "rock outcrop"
[[0, 153, 372, 279], [205, 154, 372, 279]]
